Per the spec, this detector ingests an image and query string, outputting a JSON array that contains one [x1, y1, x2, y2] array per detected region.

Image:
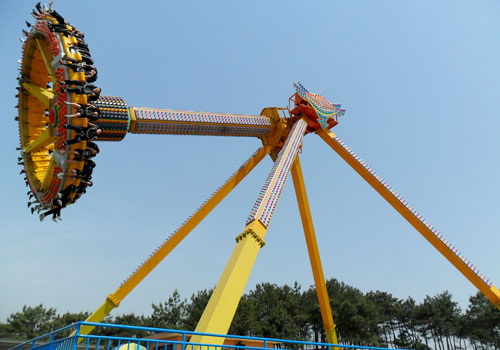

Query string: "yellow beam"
[[40, 160, 55, 192], [291, 157, 338, 344], [190, 220, 267, 346], [190, 119, 308, 346], [317, 128, 500, 310], [34, 37, 55, 80], [128, 107, 137, 132], [78, 296, 119, 337], [114, 146, 271, 302], [74, 146, 271, 339], [24, 128, 54, 154], [22, 81, 54, 109]]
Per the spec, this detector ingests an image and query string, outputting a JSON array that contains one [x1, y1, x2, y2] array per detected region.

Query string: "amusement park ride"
[[16, 3, 500, 346]]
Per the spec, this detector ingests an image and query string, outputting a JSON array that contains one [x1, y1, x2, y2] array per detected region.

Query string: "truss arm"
[[317, 128, 500, 310], [76, 146, 272, 338], [190, 119, 308, 346], [128, 107, 272, 138], [291, 157, 338, 344]]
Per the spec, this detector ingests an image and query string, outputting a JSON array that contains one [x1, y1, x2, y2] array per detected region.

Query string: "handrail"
[[11, 322, 411, 350]]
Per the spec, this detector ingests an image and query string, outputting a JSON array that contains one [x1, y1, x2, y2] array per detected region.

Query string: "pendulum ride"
[[15, 3, 500, 345]]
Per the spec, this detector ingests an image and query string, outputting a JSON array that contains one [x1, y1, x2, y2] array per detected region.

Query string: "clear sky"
[[1, 0, 500, 323]]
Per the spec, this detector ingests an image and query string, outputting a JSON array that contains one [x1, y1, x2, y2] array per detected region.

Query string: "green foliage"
[[4, 304, 56, 339], [242, 282, 308, 340], [149, 290, 186, 330], [182, 288, 212, 331], [229, 295, 256, 336], [52, 311, 91, 339], [326, 279, 379, 346], [1, 283, 499, 348], [465, 292, 500, 348]]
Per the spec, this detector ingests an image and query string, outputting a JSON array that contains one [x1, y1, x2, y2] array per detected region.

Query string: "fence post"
[[74, 324, 81, 350], [49, 332, 55, 350]]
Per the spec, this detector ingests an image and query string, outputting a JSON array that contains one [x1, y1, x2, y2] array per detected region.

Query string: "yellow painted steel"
[[78, 297, 119, 337], [40, 160, 55, 192], [128, 107, 137, 132], [190, 119, 307, 346], [23, 128, 54, 154], [290, 157, 338, 345], [74, 146, 272, 338], [317, 128, 500, 310], [19, 35, 58, 190], [259, 107, 291, 150], [22, 82, 54, 109], [34, 37, 55, 80], [190, 220, 268, 347]]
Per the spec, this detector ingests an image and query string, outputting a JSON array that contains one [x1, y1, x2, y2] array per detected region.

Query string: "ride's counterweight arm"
[[190, 119, 308, 346], [291, 157, 338, 344], [76, 146, 272, 337], [318, 128, 500, 309]]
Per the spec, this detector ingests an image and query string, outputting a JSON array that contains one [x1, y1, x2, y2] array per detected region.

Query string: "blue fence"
[[10, 322, 410, 350]]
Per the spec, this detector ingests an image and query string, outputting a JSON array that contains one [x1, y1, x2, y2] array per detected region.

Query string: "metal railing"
[[10, 322, 410, 350]]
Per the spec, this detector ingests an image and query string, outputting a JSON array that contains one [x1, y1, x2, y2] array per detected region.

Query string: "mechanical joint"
[[235, 228, 266, 248], [106, 293, 120, 307]]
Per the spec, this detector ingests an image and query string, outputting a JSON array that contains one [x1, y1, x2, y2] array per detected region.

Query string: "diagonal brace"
[[75, 146, 272, 338], [291, 156, 338, 344], [22, 81, 54, 109], [24, 128, 54, 154], [317, 127, 500, 310]]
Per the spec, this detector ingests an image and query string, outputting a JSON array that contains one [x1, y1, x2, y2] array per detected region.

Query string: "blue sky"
[[1, 0, 500, 323]]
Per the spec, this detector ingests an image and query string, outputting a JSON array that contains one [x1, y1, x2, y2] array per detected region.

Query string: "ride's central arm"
[[129, 107, 272, 137], [91, 96, 273, 142]]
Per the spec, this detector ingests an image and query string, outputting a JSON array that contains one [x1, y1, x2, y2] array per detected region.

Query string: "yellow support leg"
[[291, 157, 338, 345], [78, 295, 119, 337], [73, 147, 271, 338], [190, 119, 308, 346], [317, 128, 500, 310], [190, 220, 267, 346]]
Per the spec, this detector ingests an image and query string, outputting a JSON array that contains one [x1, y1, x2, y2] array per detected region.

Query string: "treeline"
[[1, 279, 499, 349]]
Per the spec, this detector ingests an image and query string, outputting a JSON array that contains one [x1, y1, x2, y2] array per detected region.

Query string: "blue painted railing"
[[10, 322, 410, 350]]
